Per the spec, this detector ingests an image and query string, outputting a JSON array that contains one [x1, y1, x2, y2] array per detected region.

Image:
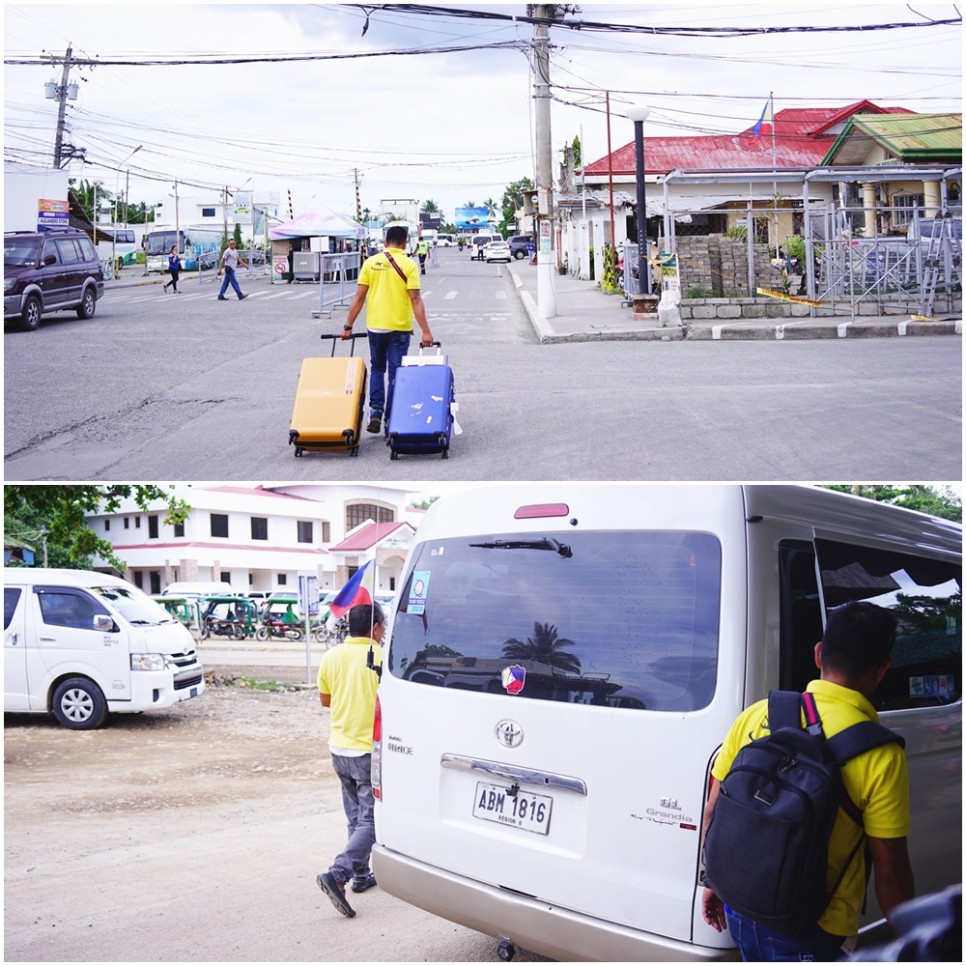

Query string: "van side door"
[[4, 585, 31, 710], [32, 585, 131, 700], [38, 235, 69, 307], [53, 237, 85, 306]]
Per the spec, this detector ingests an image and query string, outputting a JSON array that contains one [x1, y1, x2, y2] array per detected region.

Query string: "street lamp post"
[[627, 106, 651, 296], [112, 145, 142, 274]]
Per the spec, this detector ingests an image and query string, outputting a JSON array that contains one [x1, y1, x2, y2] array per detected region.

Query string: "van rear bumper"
[[371, 845, 734, 962]]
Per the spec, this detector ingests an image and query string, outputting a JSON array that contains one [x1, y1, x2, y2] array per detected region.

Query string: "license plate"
[[472, 781, 552, 835]]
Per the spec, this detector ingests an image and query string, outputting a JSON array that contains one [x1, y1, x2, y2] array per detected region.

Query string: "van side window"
[[37, 590, 98, 630], [390, 530, 722, 712], [815, 539, 961, 710], [778, 541, 824, 692], [5, 588, 23, 629]]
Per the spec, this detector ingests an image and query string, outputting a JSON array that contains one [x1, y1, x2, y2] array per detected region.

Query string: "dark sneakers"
[[317, 871, 355, 918], [366, 415, 382, 434], [350, 874, 377, 893]]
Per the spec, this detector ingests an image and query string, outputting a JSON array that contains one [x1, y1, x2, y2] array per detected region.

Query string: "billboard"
[[455, 206, 490, 229]]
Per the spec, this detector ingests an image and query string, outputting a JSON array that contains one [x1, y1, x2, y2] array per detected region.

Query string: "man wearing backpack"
[[701, 601, 915, 961]]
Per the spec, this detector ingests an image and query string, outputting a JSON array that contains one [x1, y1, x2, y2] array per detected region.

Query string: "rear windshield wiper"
[[469, 537, 573, 558]]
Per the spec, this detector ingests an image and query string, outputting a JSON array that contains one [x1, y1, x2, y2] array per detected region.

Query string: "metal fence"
[[660, 203, 961, 316]]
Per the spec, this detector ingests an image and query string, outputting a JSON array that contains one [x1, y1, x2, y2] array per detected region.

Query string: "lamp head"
[[627, 106, 651, 124]]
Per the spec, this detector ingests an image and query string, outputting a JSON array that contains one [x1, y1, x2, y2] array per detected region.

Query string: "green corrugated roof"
[[822, 113, 962, 165]]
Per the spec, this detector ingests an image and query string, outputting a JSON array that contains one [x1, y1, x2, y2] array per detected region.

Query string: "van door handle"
[[39, 635, 56, 642], [441, 754, 587, 796]]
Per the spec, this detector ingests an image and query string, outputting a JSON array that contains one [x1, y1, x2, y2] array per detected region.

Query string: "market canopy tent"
[[269, 206, 365, 240]]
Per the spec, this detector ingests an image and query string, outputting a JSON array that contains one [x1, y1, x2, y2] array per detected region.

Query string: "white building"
[[86, 484, 425, 598]]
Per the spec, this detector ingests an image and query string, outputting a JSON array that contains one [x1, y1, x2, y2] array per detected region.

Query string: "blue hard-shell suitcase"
[[386, 360, 455, 460]]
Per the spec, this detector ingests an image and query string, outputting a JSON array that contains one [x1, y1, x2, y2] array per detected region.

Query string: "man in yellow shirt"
[[315, 603, 384, 919], [701, 601, 914, 960], [341, 225, 434, 435]]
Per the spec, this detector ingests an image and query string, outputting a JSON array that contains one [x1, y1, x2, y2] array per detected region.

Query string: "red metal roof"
[[583, 101, 913, 177], [330, 520, 415, 553]]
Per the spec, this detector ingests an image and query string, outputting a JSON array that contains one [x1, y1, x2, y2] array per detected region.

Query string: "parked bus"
[[95, 228, 139, 273], [145, 226, 223, 273]]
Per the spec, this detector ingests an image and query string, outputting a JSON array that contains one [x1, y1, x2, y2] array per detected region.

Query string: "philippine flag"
[[753, 99, 773, 137], [329, 561, 374, 619]]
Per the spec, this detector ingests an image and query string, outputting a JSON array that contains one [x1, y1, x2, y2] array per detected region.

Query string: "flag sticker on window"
[[502, 665, 526, 695]]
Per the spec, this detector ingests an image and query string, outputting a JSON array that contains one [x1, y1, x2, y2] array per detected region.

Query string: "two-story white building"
[[86, 484, 425, 598]]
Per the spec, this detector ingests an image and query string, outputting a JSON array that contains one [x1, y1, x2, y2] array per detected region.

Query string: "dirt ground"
[[3, 667, 547, 963]]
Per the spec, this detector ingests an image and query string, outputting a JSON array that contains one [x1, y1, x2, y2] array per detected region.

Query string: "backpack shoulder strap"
[[827, 720, 904, 824], [827, 720, 905, 765], [767, 689, 805, 733]]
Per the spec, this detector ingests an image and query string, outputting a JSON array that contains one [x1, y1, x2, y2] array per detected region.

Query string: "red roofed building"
[[564, 101, 961, 288]]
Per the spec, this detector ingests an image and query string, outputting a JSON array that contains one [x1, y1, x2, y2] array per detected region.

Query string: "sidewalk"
[[508, 262, 963, 344]]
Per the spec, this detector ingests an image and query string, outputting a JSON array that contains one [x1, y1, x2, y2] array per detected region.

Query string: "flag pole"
[[770, 91, 779, 259]]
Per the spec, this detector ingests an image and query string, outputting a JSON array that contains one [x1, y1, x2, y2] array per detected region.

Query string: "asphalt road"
[[4, 248, 961, 480]]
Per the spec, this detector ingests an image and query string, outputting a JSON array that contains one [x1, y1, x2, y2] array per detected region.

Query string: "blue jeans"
[[218, 267, 244, 299], [367, 330, 411, 419], [725, 907, 846, 962], [328, 753, 375, 885]]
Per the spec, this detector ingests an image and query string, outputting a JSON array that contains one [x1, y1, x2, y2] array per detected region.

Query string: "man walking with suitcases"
[[341, 225, 434, 435], [316, 602, 385, 919], [701, 601, 914, 961]]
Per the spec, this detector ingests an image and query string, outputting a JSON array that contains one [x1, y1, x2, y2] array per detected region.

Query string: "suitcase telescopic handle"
[[320, 332, 367, 357]]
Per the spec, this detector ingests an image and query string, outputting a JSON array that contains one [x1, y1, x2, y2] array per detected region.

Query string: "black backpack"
[[703, 690, 904, 936]]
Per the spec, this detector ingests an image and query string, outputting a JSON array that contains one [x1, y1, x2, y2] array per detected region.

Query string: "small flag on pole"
[[753, 99, 773, 137], [329, 561, 374, 619]]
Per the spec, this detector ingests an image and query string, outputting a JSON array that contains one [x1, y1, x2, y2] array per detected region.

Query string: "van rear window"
[[389, 530, 721, 712]]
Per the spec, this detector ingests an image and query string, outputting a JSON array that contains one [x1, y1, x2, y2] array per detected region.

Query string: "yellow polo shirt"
[[711, 679, 910, 937], [358, 248, 420, 332], [317, 636, 382, 752]]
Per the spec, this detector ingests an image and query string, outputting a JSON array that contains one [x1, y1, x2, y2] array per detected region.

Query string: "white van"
[[4, 568, 206, 730], [371, 485, 961, 961]]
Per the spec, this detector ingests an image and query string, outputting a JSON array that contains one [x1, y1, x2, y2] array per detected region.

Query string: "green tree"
[[68, 178, 115, 223], [409, 496, 441, 510], [500, 176, 534, 235], [503, 621, 582, 674], [821, 485, 961, 522], [4, 486, 190, 570], [421, 199, 441, 214]]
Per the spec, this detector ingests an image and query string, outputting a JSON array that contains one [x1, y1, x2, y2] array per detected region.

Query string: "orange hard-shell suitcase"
[[289, 334, 367, 457]]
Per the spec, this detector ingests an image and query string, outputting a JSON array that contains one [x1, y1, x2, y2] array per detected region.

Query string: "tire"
[[513, 250, 526, 260], [51, 677, 108, 730], [76, 287, 97, 320], [255, 626, 270, 642], [20, 294, 42, 331]]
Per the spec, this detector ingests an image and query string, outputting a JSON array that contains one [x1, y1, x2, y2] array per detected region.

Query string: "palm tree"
[[502, 622, 581, 674]]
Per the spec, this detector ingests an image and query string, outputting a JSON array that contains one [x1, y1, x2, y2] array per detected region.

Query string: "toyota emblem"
[[495, 719, 524, 748]]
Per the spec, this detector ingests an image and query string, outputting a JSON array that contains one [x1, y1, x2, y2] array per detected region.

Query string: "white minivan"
[[4, 568, 206, 730], [371, 484, 961, 961]]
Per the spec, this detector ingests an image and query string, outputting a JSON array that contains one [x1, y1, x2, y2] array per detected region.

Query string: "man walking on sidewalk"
[[216, 239, 248, 301]]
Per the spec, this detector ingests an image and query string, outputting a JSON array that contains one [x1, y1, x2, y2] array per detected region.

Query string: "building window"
[[135, 517, 141, 528], [321, 521, 331, 543], [220, 571, 231, 585], [105, 519, 111, 531], [133, 573, 144, 589], [297, 520, 313, 544], [148, 516, 159, 539], [174, 521, 185, 538], [124, 517, 130, 529], [252, 517, 268, 541], [346, 503, 394, 531], [211, 513, 229, 538], [893, 193, 926, 227], [202, 207, 217, 218], [278, 574, 288, 586], [149, 571, 162, 595]]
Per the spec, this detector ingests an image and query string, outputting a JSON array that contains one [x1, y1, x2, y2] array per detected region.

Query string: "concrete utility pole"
[[531, 4, 556, 320], [52, 46, 73, 168]]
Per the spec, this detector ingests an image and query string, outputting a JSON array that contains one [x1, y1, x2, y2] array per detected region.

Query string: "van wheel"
[[51, 677, 108, 730], [76, 287, 97, 320], [20, 294, 42, 331]]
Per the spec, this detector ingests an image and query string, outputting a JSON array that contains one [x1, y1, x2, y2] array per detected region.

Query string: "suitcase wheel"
[[295, 448, 303, 458]]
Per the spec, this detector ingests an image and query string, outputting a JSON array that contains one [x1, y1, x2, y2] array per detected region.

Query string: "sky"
[[3, 2, 962, 227]]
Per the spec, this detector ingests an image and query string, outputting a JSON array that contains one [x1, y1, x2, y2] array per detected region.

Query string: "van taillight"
[[372, 695, 382, 800], [514, 503, 570, 519]]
